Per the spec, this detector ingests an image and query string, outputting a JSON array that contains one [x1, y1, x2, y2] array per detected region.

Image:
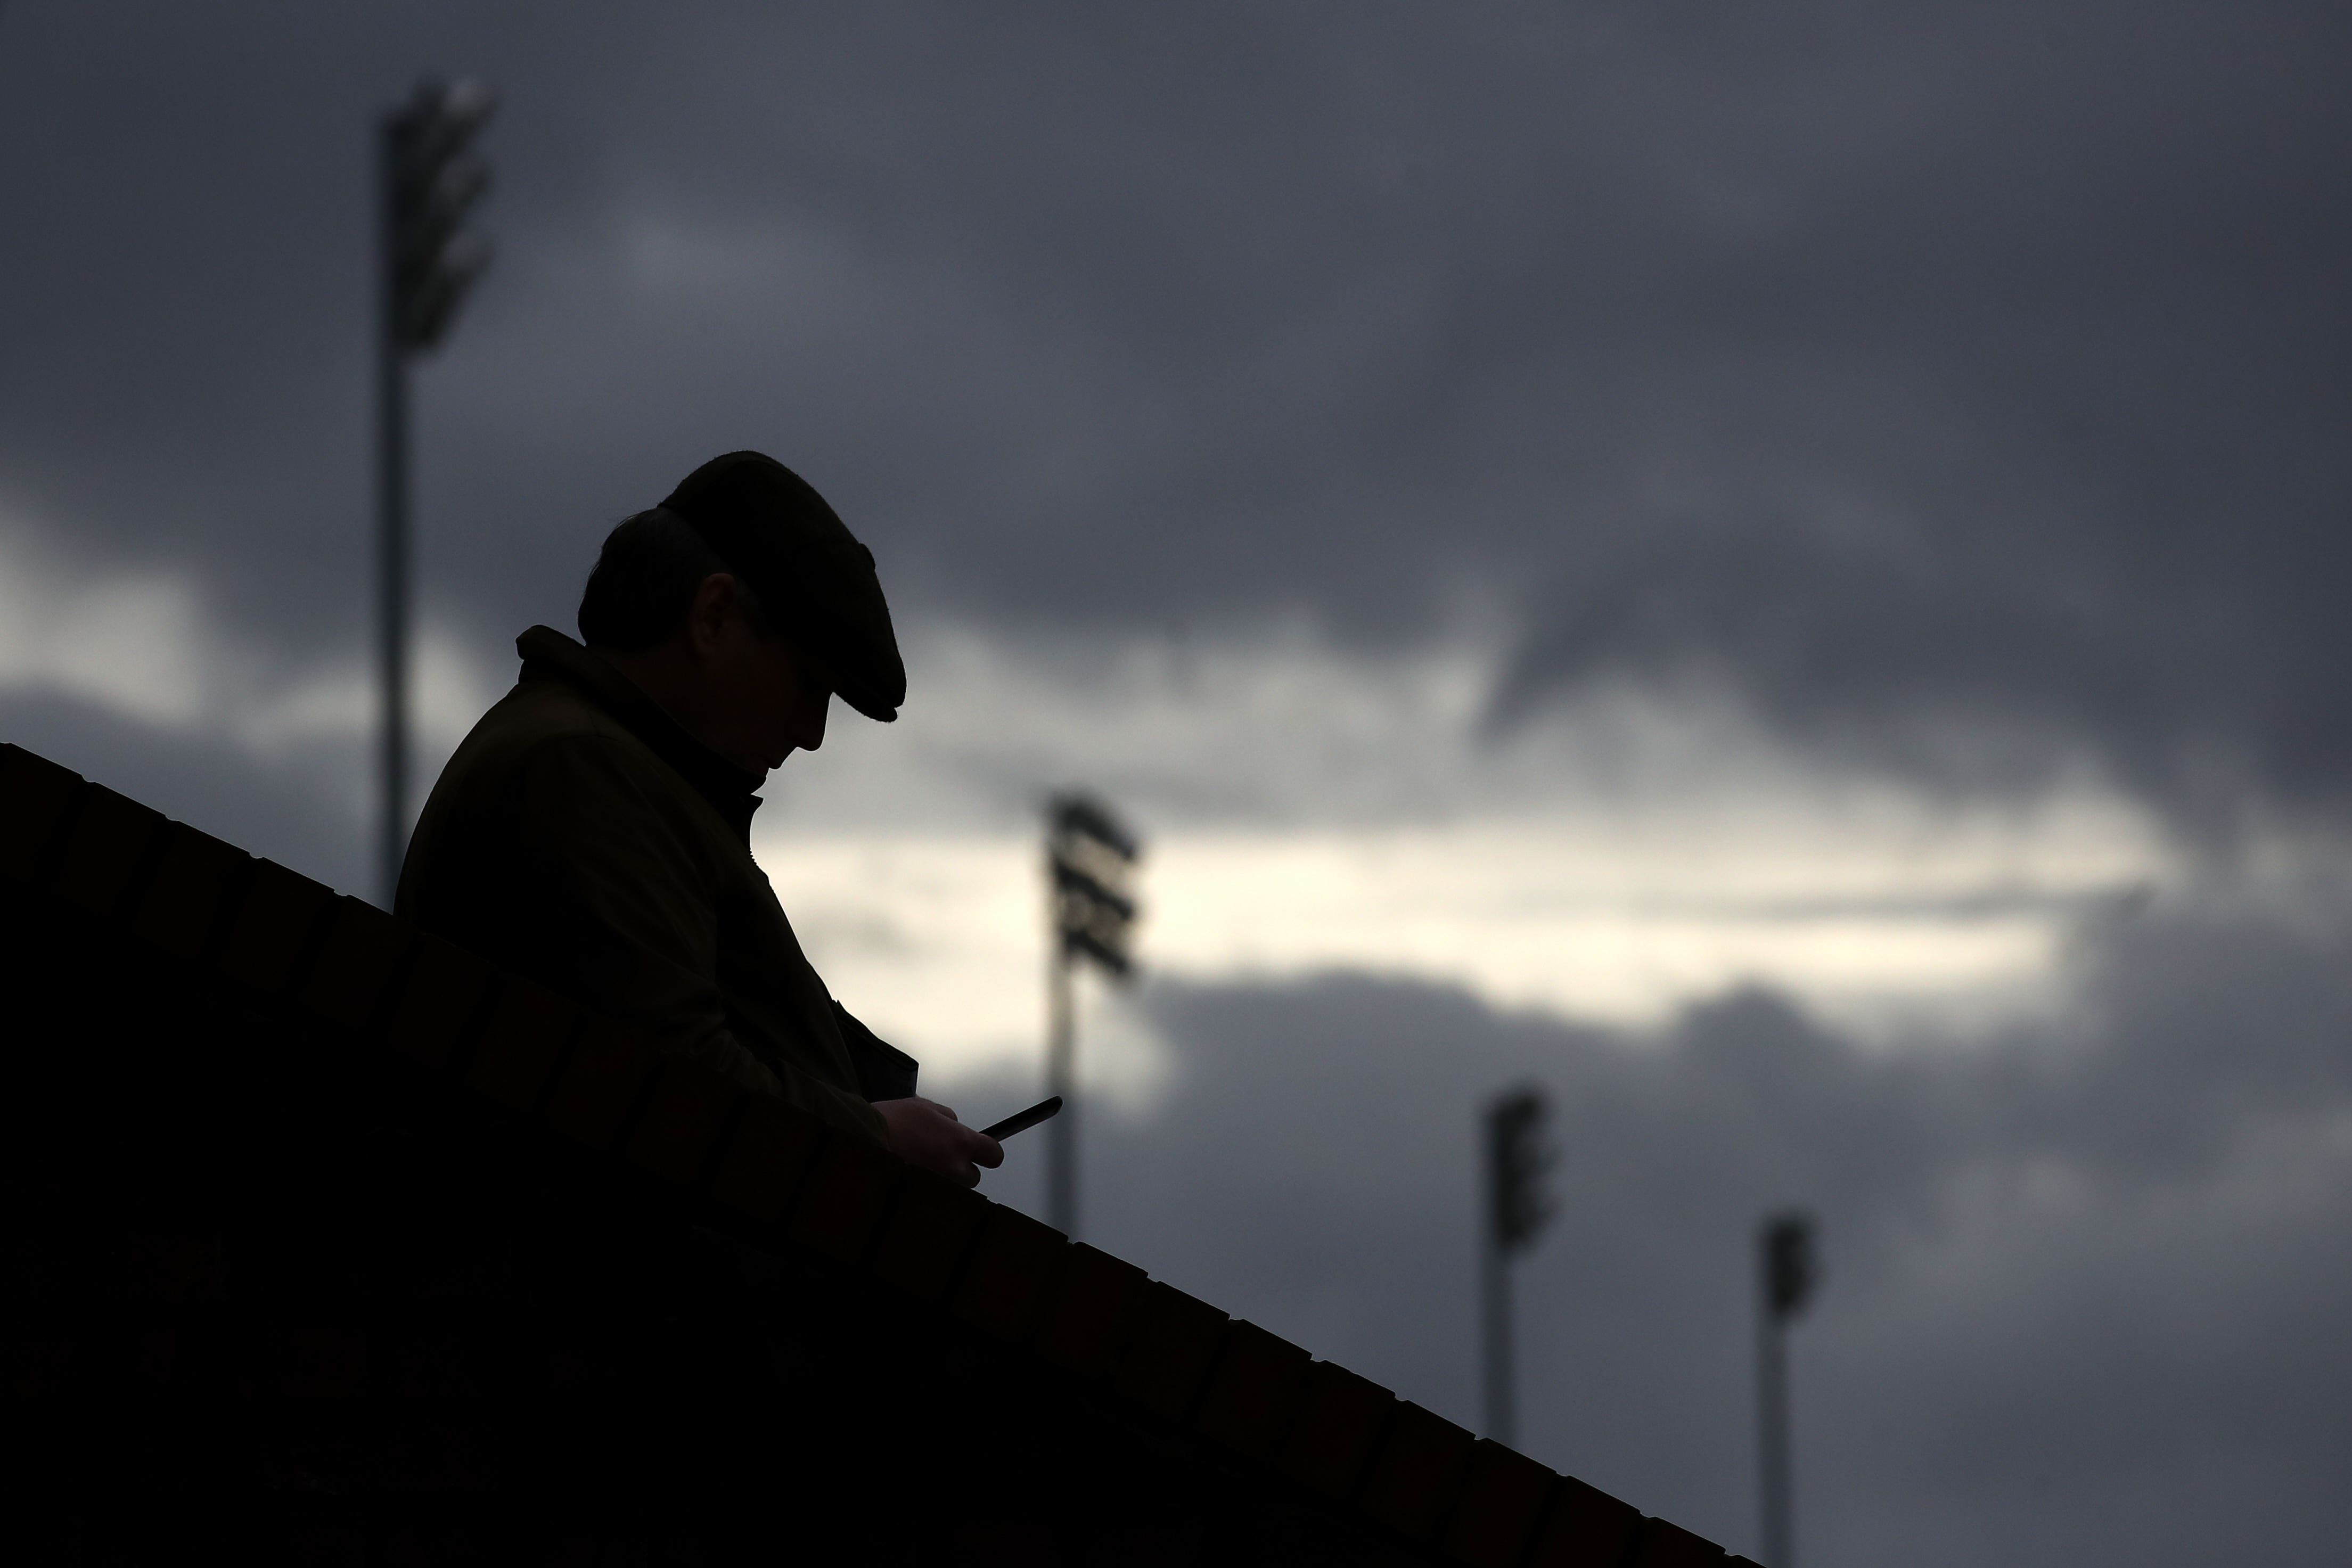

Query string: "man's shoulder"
[[482, 675, 632, 744], [447, 678, 673, 795]]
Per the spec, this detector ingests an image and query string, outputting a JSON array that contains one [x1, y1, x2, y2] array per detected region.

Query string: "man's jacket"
[[396, 626, 913, 1143]]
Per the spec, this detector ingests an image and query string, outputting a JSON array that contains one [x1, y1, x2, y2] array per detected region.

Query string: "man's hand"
[[873, 1097, 1004, 1188]]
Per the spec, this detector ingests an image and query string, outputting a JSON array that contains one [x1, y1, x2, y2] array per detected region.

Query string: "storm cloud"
[[940, 874, 2352, 1565], [4, 2, 2347, 814], [2, 4, 2348, 1562]]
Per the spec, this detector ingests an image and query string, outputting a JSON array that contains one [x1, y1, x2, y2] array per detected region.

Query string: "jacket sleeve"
[[505, 733, 887, 1144], [833, 1002, 920, 1101]]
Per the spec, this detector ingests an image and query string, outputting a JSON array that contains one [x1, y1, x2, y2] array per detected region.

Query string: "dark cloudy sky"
[[3, 4, 2348, 1562]]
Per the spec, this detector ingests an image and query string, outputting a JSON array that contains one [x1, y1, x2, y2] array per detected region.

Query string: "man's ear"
[[684, 572, 739, 657]]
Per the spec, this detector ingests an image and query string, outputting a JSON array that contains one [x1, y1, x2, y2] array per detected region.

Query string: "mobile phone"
[[980, 1095, 1063, 1142]]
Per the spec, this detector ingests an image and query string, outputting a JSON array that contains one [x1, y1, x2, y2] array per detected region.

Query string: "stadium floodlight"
[[1757, 1210, 1818, 1567], [1481, 1085, 1554, 1447], [375, 77, 495, 905], [388, 78, 496, 352], [1043, 793, 1141, 1236]]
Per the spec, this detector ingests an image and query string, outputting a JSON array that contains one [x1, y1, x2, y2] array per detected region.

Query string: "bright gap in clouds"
[[757, 625, 2178, 1090], [0, 510, 2179, 1080], [0, 511, 500, 777]]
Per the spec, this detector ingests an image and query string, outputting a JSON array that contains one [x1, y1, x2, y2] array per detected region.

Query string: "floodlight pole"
[[1757, 1294, 1791, 1566], [1480, 1188, 1514, 1447], [1481, 1086, 1551, 1449], [374, 115, 411, 909], [1045, 933, 1077, 1236], [1041, 793, 1140, 1241], [1756, 1212, 1815, 1567], [372, 78, 493, 907]]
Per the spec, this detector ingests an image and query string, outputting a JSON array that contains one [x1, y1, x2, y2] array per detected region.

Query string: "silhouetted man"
[[398, 451, 1001, 1185]]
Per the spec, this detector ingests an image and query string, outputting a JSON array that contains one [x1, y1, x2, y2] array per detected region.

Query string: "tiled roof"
[[1, 740, 1756, 1566]]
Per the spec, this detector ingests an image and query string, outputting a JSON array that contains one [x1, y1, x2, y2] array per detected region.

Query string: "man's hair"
[[577, 508, 769, 653]]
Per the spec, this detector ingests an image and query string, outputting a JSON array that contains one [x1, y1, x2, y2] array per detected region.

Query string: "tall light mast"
[[1043, 793, 1140, 1237], [376, 77, 493, 904]]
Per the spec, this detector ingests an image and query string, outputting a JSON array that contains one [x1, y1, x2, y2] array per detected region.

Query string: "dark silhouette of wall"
[[1, 741, 1750, 1567]]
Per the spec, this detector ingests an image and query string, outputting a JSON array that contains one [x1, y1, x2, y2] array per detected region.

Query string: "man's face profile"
[[679, 573, 832, 771]]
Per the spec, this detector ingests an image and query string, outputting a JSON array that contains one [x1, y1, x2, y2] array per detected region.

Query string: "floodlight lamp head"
[[438, 78, 497, 129], [1762, 1212, 1817, 1320], [1487, 1085, 1553, 1252], [383, 73, 497, 355], [1046, 792, 1142, 980], [1051, 792, 1140, 864]]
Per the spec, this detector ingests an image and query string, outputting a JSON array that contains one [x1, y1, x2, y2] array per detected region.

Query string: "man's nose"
[[796, 694, 830, 749]]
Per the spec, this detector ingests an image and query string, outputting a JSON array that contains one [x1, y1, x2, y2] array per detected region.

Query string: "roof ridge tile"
[[1112, 1279, 1231, 1424], [1625, 1517, 1728, 1567], [1280, 1359, 1399, 1500], [303, 896, 414, 1030], [51, 784, 168, 920], [1443, 1438, 1560, 1567], [950, 1204, 1070, 1343], [1033, 1242, 1150, 1377], [870, 1169, 994, 1302], [1357, 1397, 1478, 1543], [1525, 1474, 1644, 1567], [0, 744, 84, 885], [128, 824, 256, 964], [1192, 1317, 1313, 1463], [217, 859, 335, 997]]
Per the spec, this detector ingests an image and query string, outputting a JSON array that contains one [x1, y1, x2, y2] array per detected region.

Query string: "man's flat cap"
[[660, 451, 906, 722]]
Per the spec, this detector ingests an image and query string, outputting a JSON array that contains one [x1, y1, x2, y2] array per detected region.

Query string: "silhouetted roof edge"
[[0, 740, 1757, 1568]]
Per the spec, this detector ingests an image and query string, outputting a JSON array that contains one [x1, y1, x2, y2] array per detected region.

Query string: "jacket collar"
[[514, 626, 766, 841]]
